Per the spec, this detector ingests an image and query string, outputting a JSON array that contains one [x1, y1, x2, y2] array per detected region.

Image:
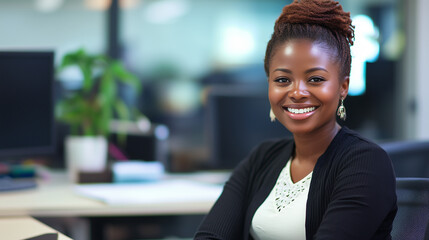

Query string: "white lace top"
[[250, 158, 313, 240]]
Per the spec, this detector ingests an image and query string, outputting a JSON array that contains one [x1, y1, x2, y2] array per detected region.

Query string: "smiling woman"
[[268, 39, 348, 136], [195, 0, 397, 240]]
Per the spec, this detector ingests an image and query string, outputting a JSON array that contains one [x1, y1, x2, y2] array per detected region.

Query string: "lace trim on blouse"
[[274, 159, 313, 212]]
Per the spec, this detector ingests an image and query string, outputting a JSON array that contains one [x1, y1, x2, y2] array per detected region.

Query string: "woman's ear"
[[340, 76, 349, 99]]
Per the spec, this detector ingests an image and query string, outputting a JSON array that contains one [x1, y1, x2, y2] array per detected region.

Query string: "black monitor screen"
[[207, 86, 292, 169], [0, 51, 55, 158]]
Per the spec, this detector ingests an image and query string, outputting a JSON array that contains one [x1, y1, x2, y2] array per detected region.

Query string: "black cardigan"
[[195, 127, 397, 240]]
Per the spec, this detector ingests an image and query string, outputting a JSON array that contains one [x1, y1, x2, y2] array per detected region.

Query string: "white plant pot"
[[65, 136, 108, 183]]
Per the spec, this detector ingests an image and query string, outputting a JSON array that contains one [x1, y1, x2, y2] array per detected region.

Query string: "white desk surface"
[[0, 170, 229, 218], [0, 216, 72, 240]]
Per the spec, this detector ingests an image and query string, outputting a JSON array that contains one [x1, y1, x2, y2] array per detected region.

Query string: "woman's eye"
[[309, 77, 325, 83], [274, 78, 289, 83]]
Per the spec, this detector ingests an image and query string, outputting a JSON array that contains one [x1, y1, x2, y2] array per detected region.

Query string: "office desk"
[[0, 170, 228, 218], [0, 170, 228, 239], [0, 217, 72, 240]]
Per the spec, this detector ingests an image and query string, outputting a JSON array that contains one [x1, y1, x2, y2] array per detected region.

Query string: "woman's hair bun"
[[275, 0, 354, 46]]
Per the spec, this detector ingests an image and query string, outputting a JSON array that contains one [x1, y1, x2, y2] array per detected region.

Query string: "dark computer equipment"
[[0, 51, 55, 191], [206, 85, 292, 169], [109, 124, 170, 167], [380, 140, 429, 177]]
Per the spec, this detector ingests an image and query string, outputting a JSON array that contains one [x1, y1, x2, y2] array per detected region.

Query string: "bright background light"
[[218, 26, 255, 64], [35, 0, 64, 12], [349, 15, 380, 96], [143, 0, 190, 24]]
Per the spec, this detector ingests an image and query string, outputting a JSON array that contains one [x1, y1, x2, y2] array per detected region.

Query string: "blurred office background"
[[0, 0, 428, 171], [1, 0, 429, 239]]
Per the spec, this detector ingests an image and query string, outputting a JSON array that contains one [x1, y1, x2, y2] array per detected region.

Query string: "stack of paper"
[[74, 179, 224, 205]]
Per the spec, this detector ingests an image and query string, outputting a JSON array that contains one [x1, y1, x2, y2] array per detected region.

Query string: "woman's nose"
[[289, 81, 309, 100]]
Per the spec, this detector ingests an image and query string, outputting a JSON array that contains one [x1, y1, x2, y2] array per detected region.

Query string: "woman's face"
[[268, 39, 349, 136]]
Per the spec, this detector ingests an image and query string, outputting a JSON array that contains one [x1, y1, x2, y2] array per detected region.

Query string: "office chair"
[[392, 178, 429, 240], [380, 140, 429, 177]]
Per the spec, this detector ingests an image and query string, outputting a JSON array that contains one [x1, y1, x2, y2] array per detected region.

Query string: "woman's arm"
[[194, 157, 252, 240], [314, 145, 397, 240]]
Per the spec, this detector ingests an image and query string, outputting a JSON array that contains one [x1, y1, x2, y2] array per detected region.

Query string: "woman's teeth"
[[287, 107, 316, 114]]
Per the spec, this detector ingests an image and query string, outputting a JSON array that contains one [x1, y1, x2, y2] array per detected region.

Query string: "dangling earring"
[[270, 108, 276, 122], [337, 98, 347, 121]]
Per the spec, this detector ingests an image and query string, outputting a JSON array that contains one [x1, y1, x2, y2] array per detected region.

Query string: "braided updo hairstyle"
[[264, 0, 354, 79]]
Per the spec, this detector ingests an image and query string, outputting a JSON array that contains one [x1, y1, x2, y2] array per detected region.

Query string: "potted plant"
[[56, 48, 142, 182]]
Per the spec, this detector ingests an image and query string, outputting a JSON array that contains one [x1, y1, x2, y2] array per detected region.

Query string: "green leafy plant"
[[56, 48, 142, 137]]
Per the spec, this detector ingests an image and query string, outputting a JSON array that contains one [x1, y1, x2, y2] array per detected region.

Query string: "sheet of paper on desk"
[[74, 179, 224, 205]]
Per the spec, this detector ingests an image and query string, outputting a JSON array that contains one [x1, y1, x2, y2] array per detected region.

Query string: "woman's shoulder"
[[337, 126, 387, 153], [332, 126, 391, 167], [252, 137, 293, 158]]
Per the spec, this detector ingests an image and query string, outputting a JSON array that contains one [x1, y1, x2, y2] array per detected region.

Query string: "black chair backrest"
[[380, 141, 429, 177], [393, 178, 429, 240]]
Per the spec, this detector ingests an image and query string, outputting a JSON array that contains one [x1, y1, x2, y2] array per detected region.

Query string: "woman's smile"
[[283, 106, 318, 120]]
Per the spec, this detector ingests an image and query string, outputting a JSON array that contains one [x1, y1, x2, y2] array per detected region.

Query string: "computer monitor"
[[0, 51, 55, 160], [0, 51, 55, 191], [206, 85, 292, 169]]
